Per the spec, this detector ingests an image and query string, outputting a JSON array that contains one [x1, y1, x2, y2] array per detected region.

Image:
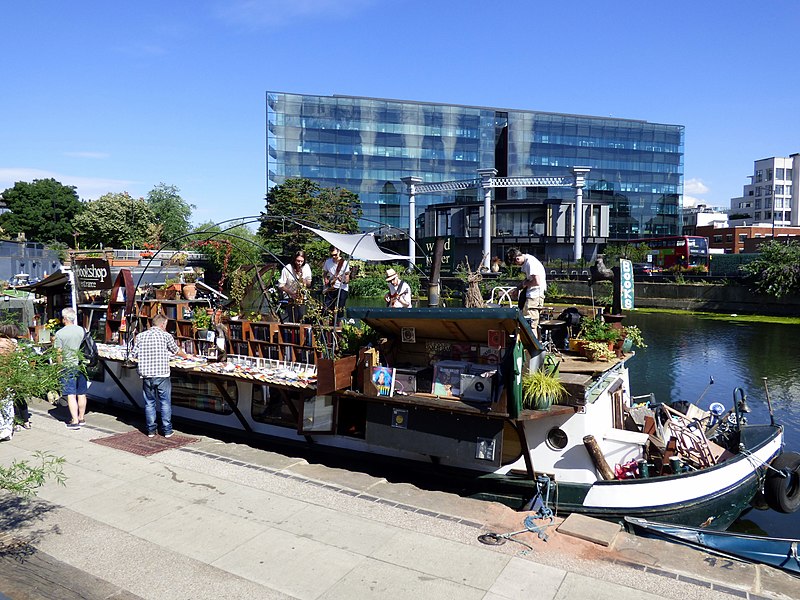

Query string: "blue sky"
[[2, 0, 798, 227]]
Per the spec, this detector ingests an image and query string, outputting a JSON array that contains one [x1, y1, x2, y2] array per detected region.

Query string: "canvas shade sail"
[[303, 226, 411, 262]]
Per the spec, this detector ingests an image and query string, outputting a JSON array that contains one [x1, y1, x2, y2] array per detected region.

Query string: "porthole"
[[546, 427, 568, 450]]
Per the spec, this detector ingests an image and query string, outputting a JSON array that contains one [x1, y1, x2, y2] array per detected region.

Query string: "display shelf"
[[105, 269, 135, 344]]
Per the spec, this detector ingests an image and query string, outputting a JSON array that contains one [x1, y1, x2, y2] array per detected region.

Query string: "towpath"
[[1, 398, 796, 600]]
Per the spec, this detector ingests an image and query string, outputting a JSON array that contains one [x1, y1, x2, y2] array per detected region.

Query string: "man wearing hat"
[[384, 268, 412, 308]]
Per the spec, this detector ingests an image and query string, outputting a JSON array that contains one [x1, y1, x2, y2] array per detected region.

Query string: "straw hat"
[[385, 268, 398, 281]]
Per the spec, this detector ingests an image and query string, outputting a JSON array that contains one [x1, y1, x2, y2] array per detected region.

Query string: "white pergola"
[[402, 167, 591, 271]]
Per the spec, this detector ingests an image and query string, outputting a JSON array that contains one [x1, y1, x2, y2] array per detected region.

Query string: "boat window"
[[546, 427, 568, 450], [252, 384, 302, 428], [300, 395, 336, 433], [172, 373, 236, 415]]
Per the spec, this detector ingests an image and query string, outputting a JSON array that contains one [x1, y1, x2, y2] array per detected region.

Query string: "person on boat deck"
[[322, 245, 351, 319], [506, 248, 547, 334], [54, 308, 89, 430], [384, 268, 412, 309], [131, 313, 189, 438], [278, 250, 313, 323]]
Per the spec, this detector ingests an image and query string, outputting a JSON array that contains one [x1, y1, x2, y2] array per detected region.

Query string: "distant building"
[[267, 92, 684, 264], [0, 239, 62, 283], [695, 223, 800, 254], [729, 154, 799, 225], [681, 204, 728, 236]]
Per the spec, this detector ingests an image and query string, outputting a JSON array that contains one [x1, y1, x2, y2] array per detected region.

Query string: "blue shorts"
[[62, 369, 88, 396]]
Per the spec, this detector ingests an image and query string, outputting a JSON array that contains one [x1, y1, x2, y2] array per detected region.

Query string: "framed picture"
[[371, 366, 396, 397], [401, 327, 416, 343]]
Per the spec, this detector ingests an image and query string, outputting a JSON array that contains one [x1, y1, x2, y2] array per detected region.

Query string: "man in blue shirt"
[[132, 314, 189, 438]]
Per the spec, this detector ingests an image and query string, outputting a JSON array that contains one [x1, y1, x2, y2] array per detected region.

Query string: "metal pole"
[[401, 176, 422, 272], [477, 168, 497, 271], [571, 167, 591, 262]]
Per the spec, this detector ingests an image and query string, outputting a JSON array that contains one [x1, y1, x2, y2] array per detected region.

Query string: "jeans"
[[143, 377, 172, 435]]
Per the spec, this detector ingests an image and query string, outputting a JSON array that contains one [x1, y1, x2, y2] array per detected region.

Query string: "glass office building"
[[267, 92, 684, 240]]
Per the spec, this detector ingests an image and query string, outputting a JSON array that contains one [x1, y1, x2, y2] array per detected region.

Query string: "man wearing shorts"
[[54, 307, 88, 429]]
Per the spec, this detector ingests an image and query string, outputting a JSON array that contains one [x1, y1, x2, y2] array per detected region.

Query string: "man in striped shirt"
[[131, 313, 189, 438]]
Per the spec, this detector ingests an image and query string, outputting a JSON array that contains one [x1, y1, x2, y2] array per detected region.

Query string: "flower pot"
[[182, 283, 197, 300], [316, 355, 357, 395]]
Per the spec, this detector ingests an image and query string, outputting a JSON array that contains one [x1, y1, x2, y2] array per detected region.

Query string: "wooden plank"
[[0, 542, 143, 600]]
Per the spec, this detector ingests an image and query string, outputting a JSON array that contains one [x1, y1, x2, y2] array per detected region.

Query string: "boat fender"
[[764, 451, 800, 514]]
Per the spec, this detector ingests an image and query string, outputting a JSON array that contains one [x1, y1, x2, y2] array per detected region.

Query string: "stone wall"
[[552, 280, 799, 316]]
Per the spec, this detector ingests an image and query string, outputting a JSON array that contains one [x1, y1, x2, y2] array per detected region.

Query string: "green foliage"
[[146, 183, 194, 247], [336, 321, 380, 356], [0, 343, 63, 409], [622, 325, 647, 349], [0, 451, 66, 496], [259, 178, 362, 265], [522, 368, 567, 410], [544, 281, 566, 301], [347, 263, 420, 299], [740, 240, 800, 298], [583, 340, 616, 362], [578, 317, 620, 343], [0, 179, 84, 246], [72, 192, 156, 249], [602, 243, 652, 265], [192, 309, 212, 331], [187, 221, 262, 287]]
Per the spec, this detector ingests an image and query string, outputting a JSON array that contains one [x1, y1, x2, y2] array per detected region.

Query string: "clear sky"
[[2, 0, 798, 226]]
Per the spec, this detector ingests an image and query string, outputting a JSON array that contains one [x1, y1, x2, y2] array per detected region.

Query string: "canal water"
[[623, 311, 800, 538]]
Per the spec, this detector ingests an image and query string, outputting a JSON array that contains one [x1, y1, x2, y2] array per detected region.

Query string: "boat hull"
[[625, 517, 800, 575], [472, 425, 783, 530]]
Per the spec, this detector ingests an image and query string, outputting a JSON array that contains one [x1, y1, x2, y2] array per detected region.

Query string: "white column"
[[477, 168, 497, 271], [571, 167, 591, 261], [401, 176, 422, 271]]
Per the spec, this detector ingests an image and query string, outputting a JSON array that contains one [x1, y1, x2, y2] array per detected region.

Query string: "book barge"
[[23, 240, 800, 531]]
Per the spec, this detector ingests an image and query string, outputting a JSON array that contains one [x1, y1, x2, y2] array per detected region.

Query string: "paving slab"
[[369, 527, 510, 590], [486, 556, 567, 599], [211, 526, 364, 600], [317, 556, 487, 600], [557, 512, 621, 546], [554, 572, 669, 600]]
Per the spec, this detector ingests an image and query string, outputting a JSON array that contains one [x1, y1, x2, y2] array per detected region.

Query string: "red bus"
[[633, 236, 710, 271]]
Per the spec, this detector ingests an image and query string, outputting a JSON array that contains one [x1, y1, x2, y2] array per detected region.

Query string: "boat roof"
[[347, 307, 543, 352]]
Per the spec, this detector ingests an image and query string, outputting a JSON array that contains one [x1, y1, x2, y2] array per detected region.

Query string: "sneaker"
[[66, 422, 80, 430], [163, 431, 174, 438], [147, 431, 156, 438], [78, 420, 85, 426], [22, 421, 32, 430]]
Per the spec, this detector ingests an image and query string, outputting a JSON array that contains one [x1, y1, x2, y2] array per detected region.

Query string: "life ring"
[[764, 451, 800, 513]]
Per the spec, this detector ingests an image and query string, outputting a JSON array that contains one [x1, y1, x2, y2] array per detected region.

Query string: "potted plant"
[[156, 277, 181, 300], [621, 325, 647, 353], [522, 367, 567, 410], [182, 268, 203, 300], [192, 308, 213, 338], [583, 340, 616, 362]]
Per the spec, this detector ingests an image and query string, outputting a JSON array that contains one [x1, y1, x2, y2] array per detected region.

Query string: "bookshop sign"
[[74, 258, 113, 291]]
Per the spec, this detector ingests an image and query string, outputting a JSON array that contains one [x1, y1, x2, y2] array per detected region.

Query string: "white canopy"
[[303, 226, 411, 262]]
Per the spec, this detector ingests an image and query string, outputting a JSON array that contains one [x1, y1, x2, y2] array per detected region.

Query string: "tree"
[[72, 192, 156, 249], [0, 179, 84, 245], [187, 221, 261, 289], [740, 239, 800, 298], [146, 183, 194, 247], [258, 179, 362, 264]]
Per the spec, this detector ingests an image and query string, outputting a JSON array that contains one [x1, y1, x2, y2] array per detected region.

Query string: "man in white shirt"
[[384, 268, 412, 308], [322, 246, 350, 319], [506, 248, 547, 333]]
